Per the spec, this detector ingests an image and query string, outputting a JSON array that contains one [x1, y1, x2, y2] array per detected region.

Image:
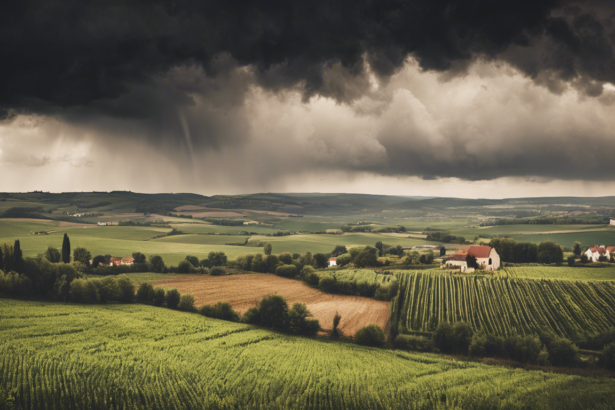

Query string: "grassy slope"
[[505, 266, 615, 281], [1, 299, 614, 410], [509, 230, 615, 247]]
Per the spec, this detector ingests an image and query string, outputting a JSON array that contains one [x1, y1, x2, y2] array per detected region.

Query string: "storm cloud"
[[1, 0, 615, 195]]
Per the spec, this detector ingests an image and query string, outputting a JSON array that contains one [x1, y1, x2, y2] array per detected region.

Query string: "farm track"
[[151, 274, 390, 336]]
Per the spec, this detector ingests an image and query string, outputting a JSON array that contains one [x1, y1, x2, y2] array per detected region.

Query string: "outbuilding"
[[328, 257, 337, 267]]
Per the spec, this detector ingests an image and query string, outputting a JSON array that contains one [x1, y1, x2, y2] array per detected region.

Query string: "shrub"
[[44, 247, 61, 263], [177, 294, 196, 312], [69, 279, 99, 304], [287, 303, 320, 336], [95, 276, 120, 303], [73, 247, 92, 266], [276, 264, 298, 278], [185, 255, 199, 267], [331, 312, 342, 338], [394, 334, 434, 352], [469, 332, 488, 357], [505, 335, 543, 364], [336, 254, 352, 267], [354, 325, 386, 347], [278, 252, 293, 264], [177, 260, 195, 274], [207, 251, 227, 267], [136, 283, 155, 303], [433, 321, 473, 355], [199, 302, 240, 322], [374, 280, 398, 301], [242, 307, 260, 324], [0, 271, 33, 297], [303, 271, 320, 287], [92, 255, 107, 268], [166, 289, 181, 309], [210, 266, 225, 276], [600, 342, 615, 370], [152, 288, 166, 306], [115, 275, 135, 303], [149, 255, 166, 273], [318, 275, 336, 293], [132, 252, 147, 264], [258, 295, 289, 330], [567, 256, 575, 266], [547, 337, 578, 367]]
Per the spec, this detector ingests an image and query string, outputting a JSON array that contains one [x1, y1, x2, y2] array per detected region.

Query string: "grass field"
[[509, 230, 615, 247], [152, 234, 249, 245], [390, 271, 615, 341], [505, 266, 615, 281], [86, 272, 181, 284], [170, 223, 280, 235], [149, 273, 389, 335], [2, 299, 615, 410]]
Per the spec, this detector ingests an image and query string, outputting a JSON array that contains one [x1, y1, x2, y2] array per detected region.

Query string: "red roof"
[[109, 257, 122, 262], [451, 246, 493, 259], [122, 257, 135, 263], [329, 258, 337, 261], [448, 254, 467, 261], [589, 246, 608, 255], [607, 246, 615, 253]]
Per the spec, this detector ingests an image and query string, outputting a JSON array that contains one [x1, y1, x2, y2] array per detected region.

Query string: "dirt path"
[[150, 273, 390, 336]]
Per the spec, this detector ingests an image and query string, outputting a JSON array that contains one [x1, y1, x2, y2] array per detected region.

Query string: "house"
[[611, 219, 615, 226], [121, 257, 135, 265], [243, 221, 259, 225], [584, 245, 611, 262], [328, 257, 337, 267], [443, 246, 500, 271], [98, 222, 107, 226], [109, 257, 122, 266]]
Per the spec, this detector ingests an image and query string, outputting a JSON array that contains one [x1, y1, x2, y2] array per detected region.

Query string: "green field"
[[0, 219, 60, 238], [390, 272, 615, 341], [85, 272, 181, 284], [170, 223, 280, 235], [317, 269, 396, 284], [509, 230, 615, 247], [152, 233, 249, 245], [2, 299, 615, 410], [505, 266, 615, 281]]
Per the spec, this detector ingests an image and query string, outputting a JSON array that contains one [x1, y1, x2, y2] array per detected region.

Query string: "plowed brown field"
[[150, 274, 390, 336]]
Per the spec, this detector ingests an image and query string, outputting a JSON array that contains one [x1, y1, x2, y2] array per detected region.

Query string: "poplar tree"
[[61, 233, 71, 264], [14, 240, 23, 273], [0, 246, 3, 271]]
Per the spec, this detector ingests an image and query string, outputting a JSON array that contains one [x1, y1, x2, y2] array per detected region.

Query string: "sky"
[[1, 0, 614, 198]]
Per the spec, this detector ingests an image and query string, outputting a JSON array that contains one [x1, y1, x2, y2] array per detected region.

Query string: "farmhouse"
[[121, 257, 135, 265], [611, 219, 615, 226], [443, 246, 500, 272], [243, 221, 259, 225], [328, 257, 337, 267], [98, 222, 107, 226], [584, 245, 611, 262], [109, 257, 122, 266]]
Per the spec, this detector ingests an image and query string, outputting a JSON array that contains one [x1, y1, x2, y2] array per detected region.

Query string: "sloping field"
[[391, 271, 615, 341], [150, 273, 389, 336], [505, 266, 615, 281], [1, 300, 614, 410]]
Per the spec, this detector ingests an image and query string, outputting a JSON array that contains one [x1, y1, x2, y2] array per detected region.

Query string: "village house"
[[584, 245, 612, 262], [243, 221, 259, 225], [611, 219, 615, 226], [328, 257, 337, 267], [121, 257, 135, 266], [109, 257, 122, 266], [97, 222, 107, 226], [443, 245, 500, 272]]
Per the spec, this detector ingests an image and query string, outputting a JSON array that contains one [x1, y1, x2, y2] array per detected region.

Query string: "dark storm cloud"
[[1, 0, 614, 116]]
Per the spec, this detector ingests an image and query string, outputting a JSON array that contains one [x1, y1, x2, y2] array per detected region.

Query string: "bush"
[[505, 335, 543, 364], [276, 264, 298, 278], [177, 294, 195, 312], [95, 276, 120, 303], [69, 279, 99, 304], [354, 325, 386, 347], [547, 337, 578, 367], [599, 342, 615, 370], [210, 266, 225, 276], [199, 302, 240, 322], [567, 256, 575, 266], [287, 303, 320, 336], [0, 271, 33, 297], [136, 283, 155, 303], [433, 321, 473, 355], [177, 260, 195, 274], [185, 255, 199, 267], [166, 289, 181, 309], [318, 275, 336, 293], [278, 252, 293, 264], [115, 275, 135, 303], [303, 271, 320, 287], [394, 334, 433, 352], [149, 255, 166, 273], [258, 295, 289, 330], [374, 280, 398, 301], [152, 288, 166, 306], [242, 307, 260, 324]]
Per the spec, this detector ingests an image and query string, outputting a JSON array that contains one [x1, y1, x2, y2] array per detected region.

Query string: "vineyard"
[[2, 299, 615, 410], [390, 271, 615, 340], [505, 266, 615, 281]]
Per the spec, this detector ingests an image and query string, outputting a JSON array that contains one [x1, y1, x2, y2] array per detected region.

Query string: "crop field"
[[247, 233, 440, 255], [152, 233, 249, 245], [390, 272, 615, 341], [170, 223, 279, 235], [509, 230, 615, 247], [150, 273, 389, 336], [505, 266, 615, 281], [317, 269, 396, 285], [2, 300, 615, 410]]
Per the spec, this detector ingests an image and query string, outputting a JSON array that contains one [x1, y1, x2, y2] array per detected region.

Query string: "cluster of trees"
[[243, 295, 320, 336], [374, 242, 404, 257], [393, 321, 615, 370], [489, 238, 563, 264], [425, 231, 467, 244], [0, 207, 47, 218], [203, 218, 245, 226], [481, 217, 609, 226], [314, 270, 399, 301], [175, 252, 228, 274]]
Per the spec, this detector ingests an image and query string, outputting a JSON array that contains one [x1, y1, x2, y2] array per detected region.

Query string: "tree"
[[185, 255, 199, 267], [152, 288, 166, 306], [137, 283, 155, 303], [354, 325, 386, 347], [132, 252, 146, 264], [466, 255, 478, 269], [313, 253, 328, 269], [537, 241, 564, 265], [547, 338, 578, 366], [567, 256, 575, 266], [600, 342, 615, 371], [374, 241, 384, 257], [14, 240, 23, 273], [331, 245, 347, 257], [73, 247, 91, 266], [278, 252, 292, 264], [258, 295, 289, 330], [177, 260, 195, 273], [207, 251, 227, 267], [92, 255, 106, 267], [572, 241, 583, 257], [116, 275, 135, 303], [264, 242, 273, 256], [354, 247, 378, 268], [44, 246, 61, 263], [61, 233, 71, 263], [0, 246, 3, 271], [440, 246, 446, 257], [166, 289, 181, 309], [149, 255, 166, 273], [177, 294, 195, 312], [288, 303, 320, 336], [331, 312, 342, 338]]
